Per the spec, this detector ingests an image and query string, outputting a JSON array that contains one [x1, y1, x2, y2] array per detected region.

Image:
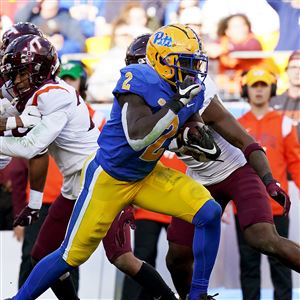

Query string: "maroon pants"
[[31, 194, 132, 263], [167, 164, 274, 247]]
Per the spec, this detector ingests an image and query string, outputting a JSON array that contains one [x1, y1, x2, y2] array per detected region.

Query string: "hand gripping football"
[[177, 122, 221, 162]]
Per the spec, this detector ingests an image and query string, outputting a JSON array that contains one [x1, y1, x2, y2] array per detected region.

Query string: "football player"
[[118, 33, 298, 300], [166, 79, 299, 298], [8, 24, 223, 300], [0, 33, 99, 299]]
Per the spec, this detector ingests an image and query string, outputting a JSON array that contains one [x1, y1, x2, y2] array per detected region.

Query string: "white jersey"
[[0, 78, 99, 199], [180, 75, 247, 186]]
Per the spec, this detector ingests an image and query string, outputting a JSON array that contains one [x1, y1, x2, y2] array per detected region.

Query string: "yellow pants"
[[62, 155, 212, 266]]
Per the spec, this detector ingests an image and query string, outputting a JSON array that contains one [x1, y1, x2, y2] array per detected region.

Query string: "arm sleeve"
[[0, 111, 68, 159], [283, 119, 300, 188]]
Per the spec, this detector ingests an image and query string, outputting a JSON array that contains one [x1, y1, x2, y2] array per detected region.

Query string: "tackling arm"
[[0, 116, 23, 132], [203, 95, 291, 215], [0, 105, 42, 132], [0, 111, 68, 159]]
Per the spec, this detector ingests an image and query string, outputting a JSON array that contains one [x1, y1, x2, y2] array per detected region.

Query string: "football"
[[176, 121, 221, 162], [177, 121, 204, 148]]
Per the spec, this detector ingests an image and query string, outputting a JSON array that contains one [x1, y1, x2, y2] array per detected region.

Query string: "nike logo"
[[179, 84, 198, 95], [187, 103, 195, 108], [194, 144, 218, 155], [28, 113, 41, 117]]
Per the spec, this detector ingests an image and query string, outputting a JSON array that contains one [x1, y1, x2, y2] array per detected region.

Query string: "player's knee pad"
[[192, 199, 221, 227]]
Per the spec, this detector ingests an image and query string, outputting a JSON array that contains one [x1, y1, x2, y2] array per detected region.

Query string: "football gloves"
[[168, 76, 201, 113], [174, 76, 201, 106], [115, 205, 136, 248], [266, 180, 291, 216], [179, 124, 221, 162], [262, 172, 291, 216], [13, 206, 40, 227]]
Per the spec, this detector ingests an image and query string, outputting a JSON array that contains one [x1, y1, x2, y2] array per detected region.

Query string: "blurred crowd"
[[1, 0, 299, 103]]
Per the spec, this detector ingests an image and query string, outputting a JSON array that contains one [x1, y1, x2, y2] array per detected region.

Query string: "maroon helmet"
[[125, 33, 151, 66], [0, 34, 59, 100], [0, 22, 43, 62], [0, 22, 43, 90], [1, 22, 43, 50]]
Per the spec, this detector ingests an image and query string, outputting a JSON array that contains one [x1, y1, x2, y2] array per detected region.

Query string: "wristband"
[[6, 117, 17, 130], [243, 142, 265, 161], [28, 189, 43, 209]]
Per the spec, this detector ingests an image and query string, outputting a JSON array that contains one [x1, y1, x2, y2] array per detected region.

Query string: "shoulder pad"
[[31, 82, 74, 116], [113, 64, 161, 99]]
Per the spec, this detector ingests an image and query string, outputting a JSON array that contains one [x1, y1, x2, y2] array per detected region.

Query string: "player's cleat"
[[185, 293, 219, 300], [199, 293, 219, 300]]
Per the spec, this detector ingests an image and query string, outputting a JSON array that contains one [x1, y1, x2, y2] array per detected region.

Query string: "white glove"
[[19, 106, 42, 128], [0, 155, 12, 169]]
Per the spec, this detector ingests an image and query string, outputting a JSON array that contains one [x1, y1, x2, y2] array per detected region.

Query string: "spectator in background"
[[60, 0, 107, 38], [213, 14, 263, 73], [207, 13, 279, 100], [237, 68, 300, 300], [88, 17, 149, 103], [141, 0, 166, 31], [14, 0, 85, 57], [164, 0, 203, 25], [267, 0, 300, 51], [177, 5, 203, 36], [271, 50, 300, 139], [119, 2, 152, 37], [60, 61, 106, 130]]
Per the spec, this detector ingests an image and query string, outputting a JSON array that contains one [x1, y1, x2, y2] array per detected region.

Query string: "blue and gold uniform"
[[97, 63, 204, 181], [61, 62, 214, 266], [12, 24, 221, 300]]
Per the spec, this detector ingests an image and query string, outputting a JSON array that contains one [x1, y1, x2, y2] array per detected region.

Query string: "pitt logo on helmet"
[[153, 32, 173, 47], [147, 24, 208, 87]]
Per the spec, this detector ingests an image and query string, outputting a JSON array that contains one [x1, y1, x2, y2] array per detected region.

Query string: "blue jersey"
[[96, 64, 205, 181]]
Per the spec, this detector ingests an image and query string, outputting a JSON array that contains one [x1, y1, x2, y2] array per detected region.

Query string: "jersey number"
[[122, 72, 133, 90], [140, 117, 179, 161]]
